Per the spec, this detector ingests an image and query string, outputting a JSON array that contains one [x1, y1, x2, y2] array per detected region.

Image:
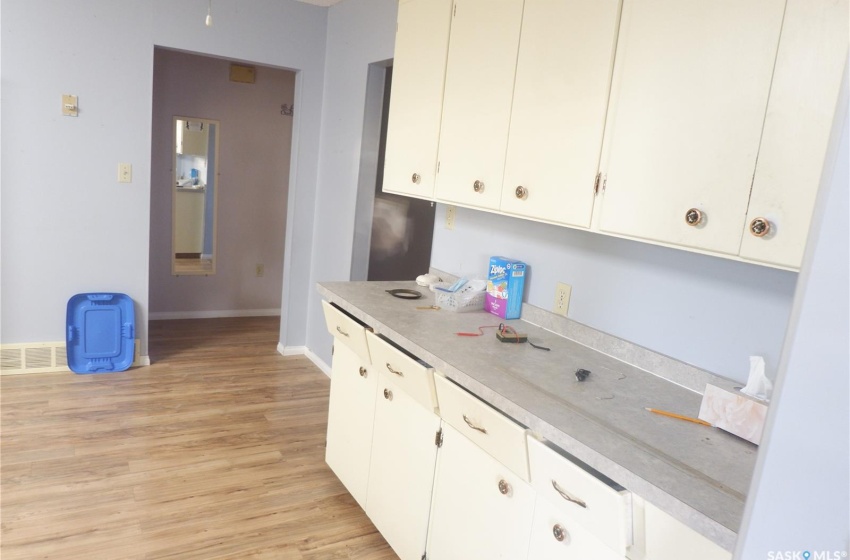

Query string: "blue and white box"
[[486, 257, 527, 320]]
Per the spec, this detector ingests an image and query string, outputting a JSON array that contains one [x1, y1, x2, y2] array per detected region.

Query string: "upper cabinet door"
[[738, 0, 849, 269], [598, 0, 786, 255], [382, 0, 454, 200], [500, 0, 620, 228], [434, 0, 525, 211]]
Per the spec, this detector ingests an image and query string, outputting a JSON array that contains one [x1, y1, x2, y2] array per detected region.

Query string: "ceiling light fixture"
[[205, 0, 213, 27]]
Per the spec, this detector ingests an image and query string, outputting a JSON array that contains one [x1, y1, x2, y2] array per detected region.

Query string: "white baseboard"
[[136, 355, 151, 367], [277, 343, 331, 377], [149, 309, 281, 320]]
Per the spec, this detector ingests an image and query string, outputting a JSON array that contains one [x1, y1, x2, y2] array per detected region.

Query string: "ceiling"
[[294, 0, 346, 6]]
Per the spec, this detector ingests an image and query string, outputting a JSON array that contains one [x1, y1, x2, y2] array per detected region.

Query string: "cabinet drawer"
[[433, 373, 530, 481], [366, 331, 438, 412], [528, 435, 631, 555], [321, 300, 371, 364]]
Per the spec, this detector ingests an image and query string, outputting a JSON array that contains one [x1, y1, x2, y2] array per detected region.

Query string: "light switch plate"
[[62, 94, 78, 117], [118, 163, 132, 183]]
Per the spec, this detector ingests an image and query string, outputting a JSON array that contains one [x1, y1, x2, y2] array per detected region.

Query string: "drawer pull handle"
[[463, 414, 487, 434], [358, 367, 367, 378], [552, 480, 587, 509], [335, 325, 349, 337], [498, 479, 511, 495], [385, 363, 404, 377], [552, 524, 568, 542], [383, 388, 393, 401]]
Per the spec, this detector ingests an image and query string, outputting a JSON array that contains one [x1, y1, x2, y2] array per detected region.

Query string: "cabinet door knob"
[[685, 208, 704, 226], [498, 479, 511, 495], [749, 217, 771, 237], [358, 366, 367, 378], [515, 186, 528, 200], [383, 388, 393, 401], [411, 173, 421, 184], [473, 180, 485, 193], [552, 524, 568, 542]]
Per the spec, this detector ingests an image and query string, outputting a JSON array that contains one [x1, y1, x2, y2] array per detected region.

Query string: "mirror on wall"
[[172, 117, 219, 276]]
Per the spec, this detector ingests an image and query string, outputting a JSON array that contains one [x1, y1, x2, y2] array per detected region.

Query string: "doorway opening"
[[148, 47, 295, 335], [351, 63, 436, 282]]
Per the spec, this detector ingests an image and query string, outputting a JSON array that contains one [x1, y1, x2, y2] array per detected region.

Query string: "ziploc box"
[[486, 257, 527, 319]]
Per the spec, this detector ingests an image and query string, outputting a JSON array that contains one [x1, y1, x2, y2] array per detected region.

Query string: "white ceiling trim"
[[293, 0, 345, 7]]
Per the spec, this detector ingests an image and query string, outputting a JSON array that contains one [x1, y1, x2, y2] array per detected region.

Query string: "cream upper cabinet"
[[434, 0, 524, 211], [597, 0, 786, 255], [176, 123, 208, 156], [500, 0, 620, 228], [382, 0, 454, 200], [738, 0, 849, 268]]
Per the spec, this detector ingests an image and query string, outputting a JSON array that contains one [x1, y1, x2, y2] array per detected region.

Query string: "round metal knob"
[[749, 217, 771, 237], [515, 186, 528, 200], [473, 180, 485, 193], [358, 367, 367, 378], [411, 173, 421, 184], [685, 208, 704, 226], [498, 479, 510, 495], [552, 524, 568, 542], [383, 388, 393, 401]]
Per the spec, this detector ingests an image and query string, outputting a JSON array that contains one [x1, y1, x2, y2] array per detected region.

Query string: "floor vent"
[[0, 340, 142, 375]]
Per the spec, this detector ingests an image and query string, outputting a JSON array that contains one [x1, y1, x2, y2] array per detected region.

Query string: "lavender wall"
[[1, 0, 328, 356], [304, 0, 399, 363], [149, 49, 295, 317], [431, 207, 797, 382], [1, 1, 155, 349]]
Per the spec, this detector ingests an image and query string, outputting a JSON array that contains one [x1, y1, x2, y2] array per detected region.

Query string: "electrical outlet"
[[445, 205, 456, 230], [554, 282, 572, 316], [255, 264, 264, 277], [118, 163, 132, 183]]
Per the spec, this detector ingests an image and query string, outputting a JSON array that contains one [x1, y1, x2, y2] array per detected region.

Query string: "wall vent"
[[0, 340, 142, 375]]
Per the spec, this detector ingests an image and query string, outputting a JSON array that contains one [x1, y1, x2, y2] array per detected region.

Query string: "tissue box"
[[486, 257, 526, 319], [698, 384, 768, 445]]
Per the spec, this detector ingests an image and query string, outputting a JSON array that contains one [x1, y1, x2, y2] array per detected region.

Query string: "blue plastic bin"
[[66, 293, 135, 373]]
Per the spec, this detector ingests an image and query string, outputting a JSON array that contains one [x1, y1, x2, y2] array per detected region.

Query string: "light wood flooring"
[[1, 317, 398, 559], [173, 257, 214, 275]]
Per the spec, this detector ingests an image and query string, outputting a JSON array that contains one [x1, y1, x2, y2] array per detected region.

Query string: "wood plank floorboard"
[[1, 316, 398, 559]]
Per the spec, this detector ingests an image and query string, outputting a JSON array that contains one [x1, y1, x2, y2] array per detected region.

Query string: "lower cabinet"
[[365, 370, 441, 560], [426, 422, 536, 560], [321, 301, 733, 558], [635, 497, 732, 560], [325, 341, 377, 509], [529, 495, 624, 560]]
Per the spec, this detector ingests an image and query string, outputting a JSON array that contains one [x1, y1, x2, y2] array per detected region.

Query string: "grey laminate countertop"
[[317, 280, 758, 552]]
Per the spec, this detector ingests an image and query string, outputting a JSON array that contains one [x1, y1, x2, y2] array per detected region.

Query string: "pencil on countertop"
[[645, 407, 713, 427]]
